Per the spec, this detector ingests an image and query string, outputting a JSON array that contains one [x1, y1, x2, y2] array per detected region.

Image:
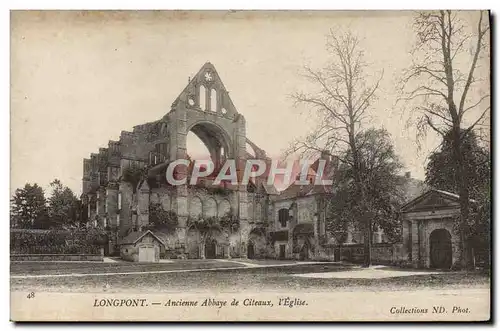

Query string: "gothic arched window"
[[278, 208, 289, 228]]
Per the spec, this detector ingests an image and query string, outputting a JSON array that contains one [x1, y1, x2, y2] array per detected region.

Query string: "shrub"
[[10, 228, 105, 254]]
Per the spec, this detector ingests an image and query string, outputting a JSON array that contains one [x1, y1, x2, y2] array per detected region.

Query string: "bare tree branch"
[[400, 10, 491, 269], [458, 11, 489, 116]]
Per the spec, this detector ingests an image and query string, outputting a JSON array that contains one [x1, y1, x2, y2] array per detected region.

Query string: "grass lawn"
[[234, 259, 308, 266], [10, 259, 244, 276], [10, 260, 490, 294]]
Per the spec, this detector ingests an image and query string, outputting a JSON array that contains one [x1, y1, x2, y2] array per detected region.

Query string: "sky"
[[10, 10, 490, 197]]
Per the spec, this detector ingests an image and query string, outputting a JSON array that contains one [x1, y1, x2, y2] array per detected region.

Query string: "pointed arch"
[[189, 196, 203, 218], [218, 199, 231, 217], [199, 85, 206, 111], [247, 196, 255, 221], [211, 88, 217, 112], [255, 202, 262, 222], [204, 197, 217, 218]]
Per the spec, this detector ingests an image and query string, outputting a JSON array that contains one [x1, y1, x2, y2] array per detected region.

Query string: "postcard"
[[10, 10, 491, 322]]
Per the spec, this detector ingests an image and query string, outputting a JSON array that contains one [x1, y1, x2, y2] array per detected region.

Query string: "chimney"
[[405, 171, 411, 179]]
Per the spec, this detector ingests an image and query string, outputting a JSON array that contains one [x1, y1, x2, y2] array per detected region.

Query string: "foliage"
[[205, 186, 231, 196], [425, 129, 490, 200], [122, 165, 148, 192], [187, 210, 239, 233], [10, 227, 106, 254], [469, 192, 491, 268], [10, 183, 50, 229], [204, 216, 220, 228], [326, 128, 405, 243], [148, 203, 178, 233], [426, 129, 491, 250], [325, 188, 353, 245], [220, 209, 238, 230], [47, 179, 81, 227]]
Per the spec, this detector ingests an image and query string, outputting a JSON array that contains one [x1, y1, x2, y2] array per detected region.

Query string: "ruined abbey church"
[[81, 63, 396, 262]]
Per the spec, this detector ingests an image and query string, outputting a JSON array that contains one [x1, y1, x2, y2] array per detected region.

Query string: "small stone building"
[[120, 230, 165, 262], [400, 189, 469, 269]]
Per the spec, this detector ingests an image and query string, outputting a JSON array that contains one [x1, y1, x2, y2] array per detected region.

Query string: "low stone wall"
[[11, 254, 104, 262], [371, 243, 395, 264], [319, 243, 400, 264]]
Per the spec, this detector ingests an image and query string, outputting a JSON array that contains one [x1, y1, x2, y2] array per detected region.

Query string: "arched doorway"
[[248, 227, 267, 259], [430, 229, 452, 269], [299, 240, 310, 261], [205, 239, 217, 259], [247, 241, 255, 259], [204, 226, 227, 259]]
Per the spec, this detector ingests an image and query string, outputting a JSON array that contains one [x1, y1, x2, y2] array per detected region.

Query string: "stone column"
[[287, 231, 294, 260], [234, 114, 250, 258], [137, 181, 150, 229], [205, 85, 210, 111], [167, 107, 189, 257], [118, 181, 133, 236], [97, 187, 106, 226], [420, 221, 429, 268], [106, 183, 119, 225], [106, 182, 119, 255], [411, 220, 420, 268], [313, 201, 320, 259]]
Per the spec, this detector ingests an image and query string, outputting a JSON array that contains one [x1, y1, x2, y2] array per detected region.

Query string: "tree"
[[400, 10, 490, 268], [10, 183, 49, 229], [122, 165, 148, 193], [47, 179, 80, 227], [425, 129, 491, 266], [326, 129, 406, 244], [288, 30, 383, 267]]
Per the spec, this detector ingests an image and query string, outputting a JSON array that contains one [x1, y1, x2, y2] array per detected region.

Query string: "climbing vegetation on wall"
[[122, 165, 148, 193], [148, 203, 178, 233], [186, 210, 239, 233]]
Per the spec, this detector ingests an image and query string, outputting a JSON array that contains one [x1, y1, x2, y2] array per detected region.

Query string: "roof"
[[273, 155, 338, 201], [400, 188, 477, 213], [151, 231, 170, 245], [275, 183, 311, 200], [274, 182, 333, 201], [119, 230, 166, 246], [171, 62, 238, 115]]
